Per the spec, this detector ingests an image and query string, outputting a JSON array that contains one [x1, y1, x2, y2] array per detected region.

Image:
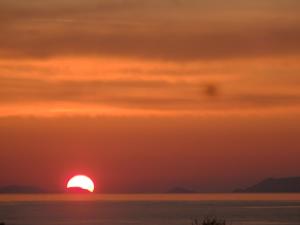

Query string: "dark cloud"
[[0, 76, 195, 107], [0, 0, 300, 60], [1, 76, 300, 111], [1, 24, 300, 60]]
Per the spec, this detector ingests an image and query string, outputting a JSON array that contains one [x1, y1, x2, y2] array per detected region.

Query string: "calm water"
[[0, 194, 300, 225]]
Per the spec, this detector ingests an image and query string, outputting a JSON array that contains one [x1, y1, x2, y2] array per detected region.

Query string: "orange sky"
[[0, 0, 300, 192]]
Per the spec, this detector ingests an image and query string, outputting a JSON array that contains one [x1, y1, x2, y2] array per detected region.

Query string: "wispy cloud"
[[1, 57, 300, 117], [1, 0, 300, 60], [1, 0, 300, 117]]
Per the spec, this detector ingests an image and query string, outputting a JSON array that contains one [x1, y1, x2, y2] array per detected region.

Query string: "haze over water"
[[1, 194, 300, 225]]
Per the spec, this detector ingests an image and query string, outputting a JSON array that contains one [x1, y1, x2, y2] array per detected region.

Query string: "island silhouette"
[[1, 176, 300, 194], [235, 177, 300, 193], [66, 187, 92, 194], [0, 185, 45, 194]]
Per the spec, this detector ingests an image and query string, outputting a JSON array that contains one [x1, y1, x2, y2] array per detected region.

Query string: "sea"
[[0, 194, 300, 225]]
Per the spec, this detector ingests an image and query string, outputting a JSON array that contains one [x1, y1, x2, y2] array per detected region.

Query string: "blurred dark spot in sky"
[[203, 84, 218, 97]]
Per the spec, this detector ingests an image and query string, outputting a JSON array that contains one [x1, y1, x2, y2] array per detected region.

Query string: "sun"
[[67, 175, 95, 193]]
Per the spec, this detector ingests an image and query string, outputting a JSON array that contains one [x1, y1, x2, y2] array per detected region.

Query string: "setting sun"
[[67, 175, 95, 193]]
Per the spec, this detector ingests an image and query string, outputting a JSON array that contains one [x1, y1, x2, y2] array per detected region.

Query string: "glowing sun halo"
[[67, 175, 95, 192]]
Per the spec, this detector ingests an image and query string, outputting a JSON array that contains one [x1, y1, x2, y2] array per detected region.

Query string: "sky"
[[0, 0, 300, 193]]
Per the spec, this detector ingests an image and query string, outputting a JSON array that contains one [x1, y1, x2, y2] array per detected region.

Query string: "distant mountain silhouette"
[[0, 185, 45, 193], [167, 186, 196, 193], [66, 187, 91, 193], [235, 177, 300, 193]]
